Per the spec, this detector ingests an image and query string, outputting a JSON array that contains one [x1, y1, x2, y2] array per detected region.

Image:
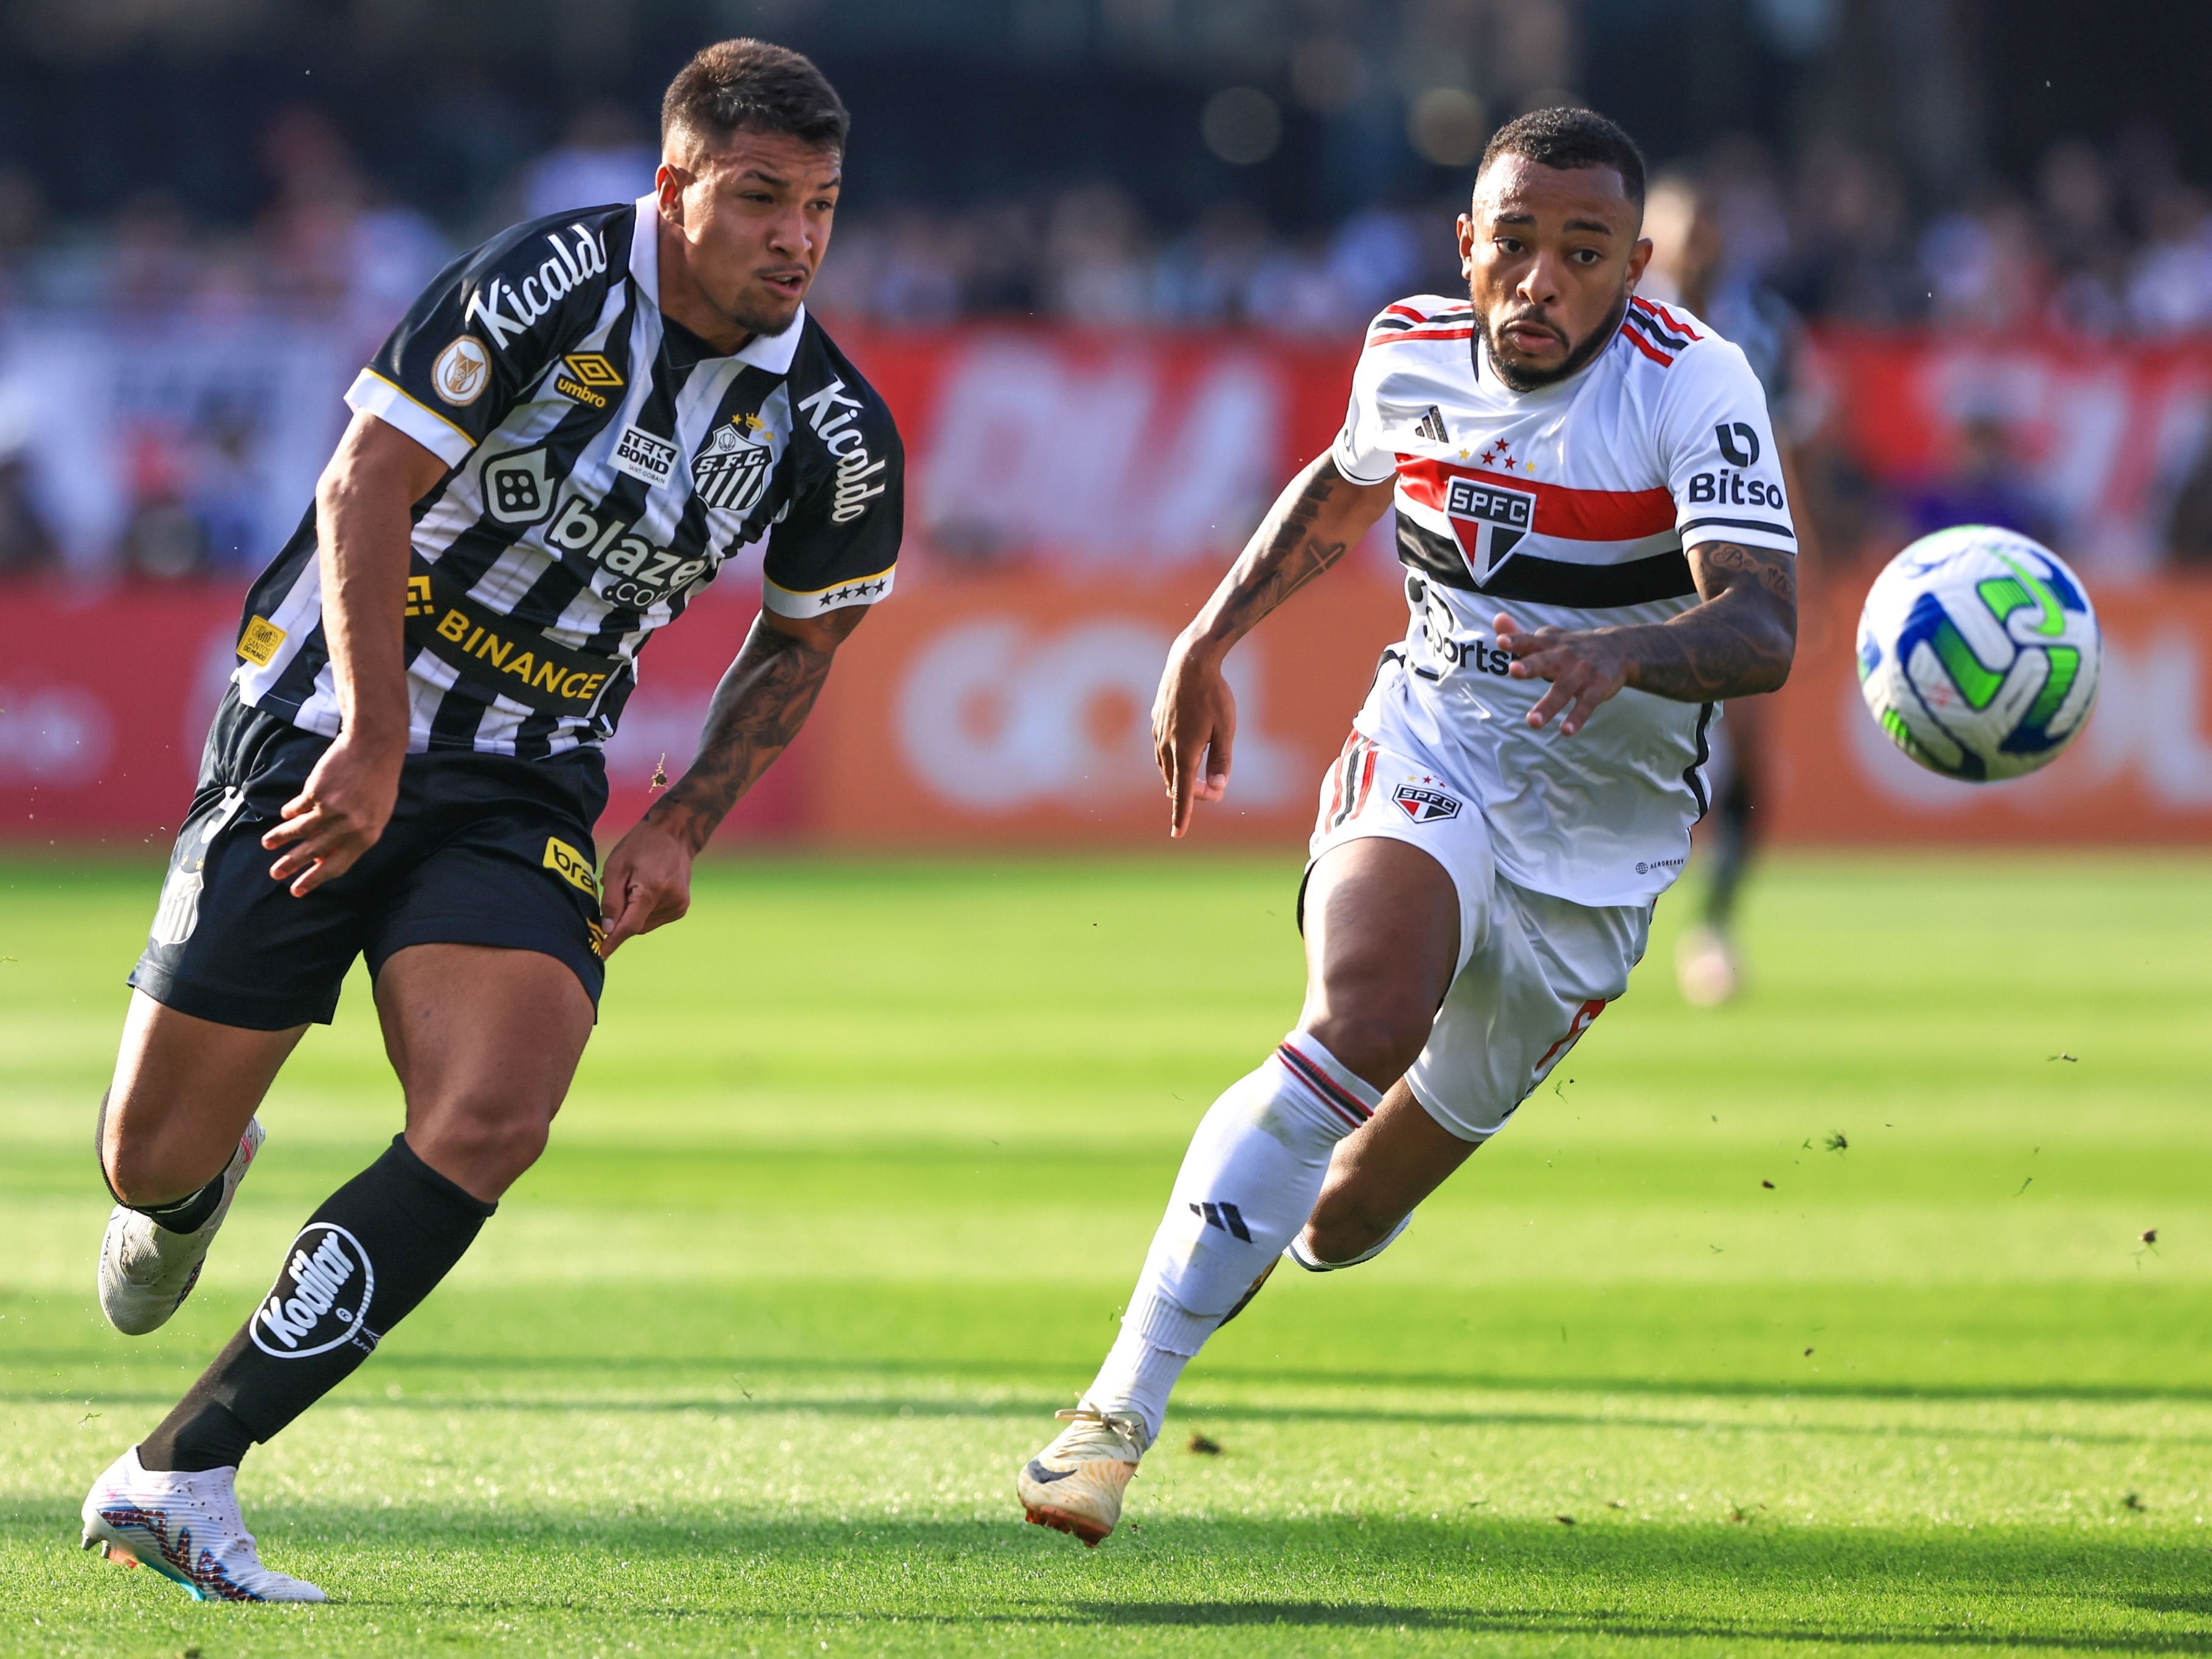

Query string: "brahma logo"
[[250, 1222, 376, 1360], [1394, 783, 1461, 823]]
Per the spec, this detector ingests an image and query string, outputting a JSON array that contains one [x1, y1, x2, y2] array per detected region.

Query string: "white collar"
[[633, 193, 808, 374]]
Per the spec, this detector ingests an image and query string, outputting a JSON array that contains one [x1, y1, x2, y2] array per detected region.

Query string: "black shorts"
[[129, 689, 609, 1031]]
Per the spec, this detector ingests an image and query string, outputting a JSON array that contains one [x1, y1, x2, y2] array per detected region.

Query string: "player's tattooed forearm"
[[645, 623, 837, 852], [1692, 539, 1795, 602], [1628, 542, 1797, 701], [1213, 467, 1351, 635]]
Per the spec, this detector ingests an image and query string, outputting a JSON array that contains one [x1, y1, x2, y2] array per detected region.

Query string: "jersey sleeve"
[[762, 372, 904, 618], [1328, 318, 1399, 485], [345, 211, 622, 469], [1656, 338, 1799, 555]]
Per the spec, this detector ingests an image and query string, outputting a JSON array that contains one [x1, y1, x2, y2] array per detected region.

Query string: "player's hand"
[[1152, 635, 1237, 839], [1494, 611, 1632, 736], [262, 733, 403, 896], [596, 816, 695, 958]]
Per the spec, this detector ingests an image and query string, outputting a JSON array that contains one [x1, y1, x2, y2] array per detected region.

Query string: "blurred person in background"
[[521, 100, 659, 220], [1642, 166, 1814, 1006], [0, 387, 56, 573], [1896, 407, 2053, 547]]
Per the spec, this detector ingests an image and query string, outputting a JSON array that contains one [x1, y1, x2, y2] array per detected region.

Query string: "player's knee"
[[1300, 1006, 1428, 1091], [420, 1089, 554, 1185]]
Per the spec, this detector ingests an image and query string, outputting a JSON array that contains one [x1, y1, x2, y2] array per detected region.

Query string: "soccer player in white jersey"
[[78, 41, 901, 1600], [1018, 107, 1798, 1545]]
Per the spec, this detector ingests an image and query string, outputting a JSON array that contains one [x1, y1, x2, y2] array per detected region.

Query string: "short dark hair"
[[661, 38, 849, 155], [1478, 106, 1646, 213]]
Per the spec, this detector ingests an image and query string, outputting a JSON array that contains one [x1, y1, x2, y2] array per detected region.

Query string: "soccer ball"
[[1855, 526, 2100, 782]]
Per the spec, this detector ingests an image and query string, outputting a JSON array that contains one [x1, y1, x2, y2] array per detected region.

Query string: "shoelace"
[[1053, 1405, 1144, 1454]]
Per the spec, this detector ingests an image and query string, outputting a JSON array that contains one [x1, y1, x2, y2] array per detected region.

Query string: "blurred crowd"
[[6, 106, 2212, 582]]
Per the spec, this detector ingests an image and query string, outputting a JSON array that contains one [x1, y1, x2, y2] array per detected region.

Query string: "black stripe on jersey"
[[1685, 701, 1716, 819], [426, 280, 643, 603], [1369, 316, 1414, 332], [1395, 516, 1697, 606], [1626, 305, 1691, 353], [1680, 515, 1795, 541]]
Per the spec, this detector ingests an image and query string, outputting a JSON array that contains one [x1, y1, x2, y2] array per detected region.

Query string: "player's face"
[[1460, 156, 1652, 392], [656, 126, 841, 344]]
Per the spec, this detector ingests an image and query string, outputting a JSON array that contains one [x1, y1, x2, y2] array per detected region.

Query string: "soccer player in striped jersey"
[[1018, 108, 1799, 1546], [80, 40, 900, 1600]]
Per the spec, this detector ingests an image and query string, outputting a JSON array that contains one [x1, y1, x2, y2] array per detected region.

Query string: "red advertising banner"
[[5, 327, 2210, 853]]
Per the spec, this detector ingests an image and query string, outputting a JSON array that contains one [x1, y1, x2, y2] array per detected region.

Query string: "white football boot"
[[99, 1118, 265, 1335], [80, 1446, 325, 1602], [1017, 1405, 1149, 1546]]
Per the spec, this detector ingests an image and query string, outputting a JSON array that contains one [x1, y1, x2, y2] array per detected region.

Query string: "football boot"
[[1017, 1405, 1148, 1546], [99, 1118, 265, 1335], [80, 1446, 325, 1602]]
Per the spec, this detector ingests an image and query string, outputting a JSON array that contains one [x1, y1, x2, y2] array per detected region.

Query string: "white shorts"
[[1304, 730, 1652, 1142]]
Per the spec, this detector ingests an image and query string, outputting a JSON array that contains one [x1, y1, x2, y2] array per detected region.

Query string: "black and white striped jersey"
[[229, 196, 903, 758]]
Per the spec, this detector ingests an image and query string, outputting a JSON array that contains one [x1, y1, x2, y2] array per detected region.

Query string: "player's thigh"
[[1406, 882, 1650, 1142], [102, 993, 306, 1204], [1297, 735, 1492, 1075], [375, 943, 595, 1167]]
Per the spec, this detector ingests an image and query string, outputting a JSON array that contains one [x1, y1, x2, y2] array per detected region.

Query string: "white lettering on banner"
[[0, 685, 113, 785], [917, 338, 1282, 564], [1845, 630, 2212, 811], [895, 618, 1297, 812]]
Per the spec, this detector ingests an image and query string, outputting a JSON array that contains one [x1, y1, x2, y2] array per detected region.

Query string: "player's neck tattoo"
[[1477, 291, 1630, 393]]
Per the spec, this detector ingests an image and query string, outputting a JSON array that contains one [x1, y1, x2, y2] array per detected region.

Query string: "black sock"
[[136, 1135, 495, 1472], [131, 1171, 228, 1235]]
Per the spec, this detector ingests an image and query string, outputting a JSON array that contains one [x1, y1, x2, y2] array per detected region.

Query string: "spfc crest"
[[1393, 784, 1461, 823], [1443, 476, 1536, 583], [691, 420, 773, 514]]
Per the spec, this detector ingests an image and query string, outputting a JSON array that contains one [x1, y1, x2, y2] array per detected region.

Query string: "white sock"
[[1083, 1031, 1381, 1442]]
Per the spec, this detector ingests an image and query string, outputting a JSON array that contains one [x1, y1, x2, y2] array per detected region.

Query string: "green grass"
[[4, 850, 2211, 1657]]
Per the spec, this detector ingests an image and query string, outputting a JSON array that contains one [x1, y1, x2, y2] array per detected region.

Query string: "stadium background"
[[1, 0, 2210, 851]]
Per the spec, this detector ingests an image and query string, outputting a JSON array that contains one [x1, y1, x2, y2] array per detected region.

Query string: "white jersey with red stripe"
[[1329, 292, 1797, 907]]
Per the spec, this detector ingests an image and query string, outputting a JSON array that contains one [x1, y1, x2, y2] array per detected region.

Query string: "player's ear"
[[1624, 234, 1654, 291], [1457, 212, 1477, 281], [655, 159, 690, 224]]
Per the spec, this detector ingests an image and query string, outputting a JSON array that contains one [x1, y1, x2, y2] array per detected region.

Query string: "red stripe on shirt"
[[1372, 325, 1475, 345], [1394, 455, 1677, 543], [1617, 320, 1674, 366], [1634, 296, 1701, 342]]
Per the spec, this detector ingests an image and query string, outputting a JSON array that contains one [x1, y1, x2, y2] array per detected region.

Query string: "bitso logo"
[[554, 352, 624, 408], [1393, 783, 1461, 823], [251, 1222, 376, 1360], [432, 335, 491, 406]]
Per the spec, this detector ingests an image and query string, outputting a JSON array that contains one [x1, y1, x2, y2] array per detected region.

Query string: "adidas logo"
[[1415, 405, 1450, 444], [1188, 1200, 1252, 1241]]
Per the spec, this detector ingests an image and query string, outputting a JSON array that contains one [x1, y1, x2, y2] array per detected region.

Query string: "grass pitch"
[[3, 849, 2210, 1657]]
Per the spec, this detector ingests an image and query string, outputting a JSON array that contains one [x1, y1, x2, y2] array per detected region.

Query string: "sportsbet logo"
[[543, 836, 598, 897]]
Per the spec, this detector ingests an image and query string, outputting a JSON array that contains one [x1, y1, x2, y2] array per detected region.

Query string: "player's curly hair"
[[662, 38, 850, 155], [1479, 106, 1646, 213]]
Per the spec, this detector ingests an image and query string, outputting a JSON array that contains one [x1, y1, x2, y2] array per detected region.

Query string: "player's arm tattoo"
[[1190, 455, 1394, 649], [643, 613, 850, 853], [1626, 541, 1798, 701]]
